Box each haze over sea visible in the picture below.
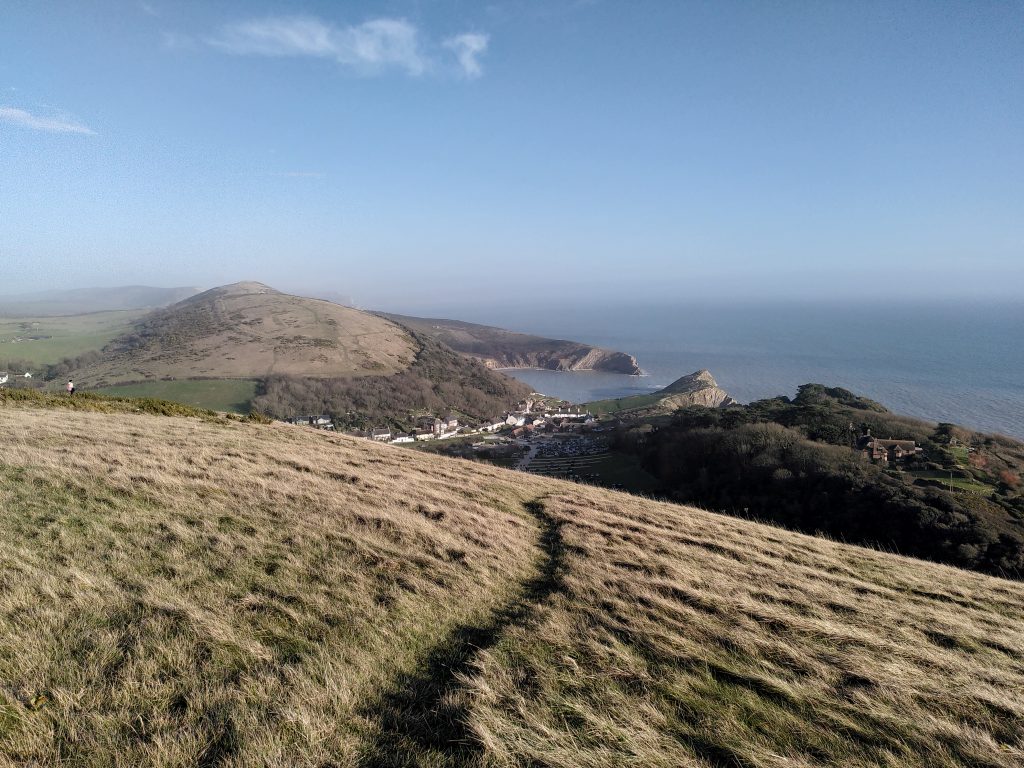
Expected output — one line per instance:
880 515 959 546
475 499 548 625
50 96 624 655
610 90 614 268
418 300 1024 440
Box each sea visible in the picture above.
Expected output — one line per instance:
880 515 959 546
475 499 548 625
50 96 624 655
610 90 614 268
425 300 1024 440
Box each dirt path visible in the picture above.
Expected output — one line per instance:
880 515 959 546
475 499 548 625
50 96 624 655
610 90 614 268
515 440 540 471
356 499 563 768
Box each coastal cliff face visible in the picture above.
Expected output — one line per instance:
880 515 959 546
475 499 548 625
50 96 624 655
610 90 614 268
478 346 642 374
379 314 643 375
585 368 737 416
659 369 737 409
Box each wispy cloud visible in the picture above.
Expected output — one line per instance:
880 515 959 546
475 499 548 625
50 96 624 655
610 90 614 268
209 16 490 78
444 33 489 78
210 16 427 76
0 106 95 135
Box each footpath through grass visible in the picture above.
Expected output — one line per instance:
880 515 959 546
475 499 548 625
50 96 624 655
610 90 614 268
0 399 1022 766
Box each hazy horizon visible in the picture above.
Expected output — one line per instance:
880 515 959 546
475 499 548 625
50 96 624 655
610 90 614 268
3 1 1022 303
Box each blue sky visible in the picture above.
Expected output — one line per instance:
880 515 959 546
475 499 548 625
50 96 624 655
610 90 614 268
1 0 1022 309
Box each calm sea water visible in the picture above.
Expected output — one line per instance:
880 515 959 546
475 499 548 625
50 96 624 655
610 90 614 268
437 301 1024 440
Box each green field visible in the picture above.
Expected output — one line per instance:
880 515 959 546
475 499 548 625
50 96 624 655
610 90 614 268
909 470 993 494
0 310 143 366
584 392 665 415
94 379 257 414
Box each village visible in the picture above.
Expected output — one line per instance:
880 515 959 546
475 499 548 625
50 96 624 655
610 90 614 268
281 395 599 446
280 396 938 493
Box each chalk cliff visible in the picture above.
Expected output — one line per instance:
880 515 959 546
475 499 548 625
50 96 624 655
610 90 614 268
380 314 643 375
657 369 737 409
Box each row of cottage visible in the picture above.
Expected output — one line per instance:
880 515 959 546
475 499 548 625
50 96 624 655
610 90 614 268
0 372 33 385
371 408 596 443
284 407 594 444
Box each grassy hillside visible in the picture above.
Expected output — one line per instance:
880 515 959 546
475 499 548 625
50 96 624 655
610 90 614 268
0 391 1022 766
71 282 417 387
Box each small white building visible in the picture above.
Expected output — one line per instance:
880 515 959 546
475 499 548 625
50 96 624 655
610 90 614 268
0 373 8 385
371 428 392 442
390 433 414 444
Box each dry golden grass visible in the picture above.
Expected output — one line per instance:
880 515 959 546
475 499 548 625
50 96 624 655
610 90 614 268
76 282 417 386
0 396 1022 766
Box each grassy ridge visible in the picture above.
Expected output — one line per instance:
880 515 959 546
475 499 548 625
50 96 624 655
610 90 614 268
0 396 1022 765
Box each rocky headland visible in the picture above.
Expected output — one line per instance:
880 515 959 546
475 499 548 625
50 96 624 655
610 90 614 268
657 369 737 409
380 314 643 375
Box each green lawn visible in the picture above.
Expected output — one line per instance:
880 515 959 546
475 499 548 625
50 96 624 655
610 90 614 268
94 379 257 414
909 470 993 494
0 310 144 366
584 392 665 415
950 446 971 464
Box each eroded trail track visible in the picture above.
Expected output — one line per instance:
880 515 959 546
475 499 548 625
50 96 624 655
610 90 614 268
356 499 563 768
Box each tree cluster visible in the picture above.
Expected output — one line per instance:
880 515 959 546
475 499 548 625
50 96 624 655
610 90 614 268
251 331 532 430
627 388 1024 579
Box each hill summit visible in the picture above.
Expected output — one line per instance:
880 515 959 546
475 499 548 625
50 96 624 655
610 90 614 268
72 281 417 386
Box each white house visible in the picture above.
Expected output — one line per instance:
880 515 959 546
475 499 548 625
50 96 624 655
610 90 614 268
505 414 526 427
371 428 392 442
390 433 415 444
22 372 31 379
0 373 8 385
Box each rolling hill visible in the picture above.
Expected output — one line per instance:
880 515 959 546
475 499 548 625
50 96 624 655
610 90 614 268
57 282 531 424
0 389 1021 766
71 282 418 387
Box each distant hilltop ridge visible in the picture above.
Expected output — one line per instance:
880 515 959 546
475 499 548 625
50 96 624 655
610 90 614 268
379 314 643 375
0 285 201 316
71 281 418 386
